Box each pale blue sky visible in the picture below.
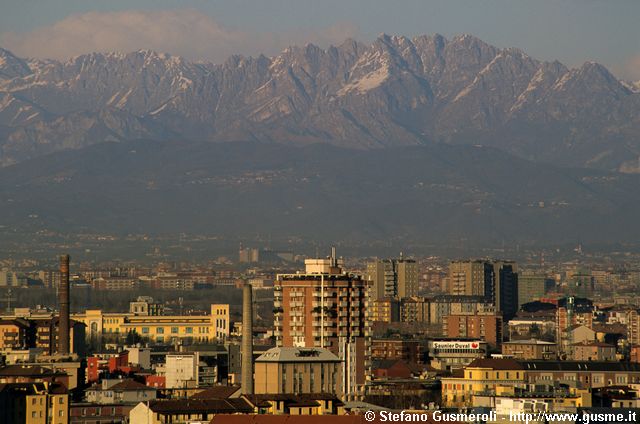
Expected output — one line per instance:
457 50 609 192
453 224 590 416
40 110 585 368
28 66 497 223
1 0 639 79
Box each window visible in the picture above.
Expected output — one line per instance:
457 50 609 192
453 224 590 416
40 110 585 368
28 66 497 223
186 327 193 334
58 397 64 404
142 327 149 334
156 327 164 334
171 327 179 334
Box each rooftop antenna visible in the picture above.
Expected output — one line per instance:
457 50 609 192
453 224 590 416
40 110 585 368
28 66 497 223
2 288 16 313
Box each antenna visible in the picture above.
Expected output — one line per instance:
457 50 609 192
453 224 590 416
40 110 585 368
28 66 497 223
2 288 16 313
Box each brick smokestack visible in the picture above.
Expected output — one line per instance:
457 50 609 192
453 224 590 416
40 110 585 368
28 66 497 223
58 254 70 355
241 282 254 394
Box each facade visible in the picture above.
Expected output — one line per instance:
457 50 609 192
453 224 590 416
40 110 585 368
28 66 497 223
254 347 343 395
428 295 495 326
86 379 157 404
0 319 33 349
571 342 616 361
440 358 525 407
370 339 425 365
165 353 200 389
447 260 518 320
443 358 640 408
518 272 547 307
448 260 494 297
508 317 556 341
72 303 230 345
129 398 253 424
522 360 640 388
70 403 134 424
0 382 69 424
443 313 503 347
494 262 519 320
129 296 164 316
427 339 487 371
369 299 399 323
274 253 370 397
366 257 417 300
400 297 430 323
501 339 557 360
0 315 85 356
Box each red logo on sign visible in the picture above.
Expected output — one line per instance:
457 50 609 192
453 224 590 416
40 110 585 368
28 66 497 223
471 342 479 349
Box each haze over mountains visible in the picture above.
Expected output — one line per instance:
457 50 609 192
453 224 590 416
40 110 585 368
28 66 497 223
1 34 640 247
1 33 639 170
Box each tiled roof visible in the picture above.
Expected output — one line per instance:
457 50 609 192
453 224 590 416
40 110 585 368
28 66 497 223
148 398 253 414
520 361 640 372
243 393 343 409
503 339 556 345
110 380 154 391
190 385 241 399
0 365 60 377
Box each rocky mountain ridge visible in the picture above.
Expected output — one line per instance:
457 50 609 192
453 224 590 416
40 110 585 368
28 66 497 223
1 34 639 170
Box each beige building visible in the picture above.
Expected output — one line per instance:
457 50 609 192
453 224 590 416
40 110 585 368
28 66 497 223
72 304 230 344
571 341 616 361
366 257 417 300
165 352 200 389
254 347 343 396
448 260 494 296
370 298 399 323
501 339 557 360
0 382 69 424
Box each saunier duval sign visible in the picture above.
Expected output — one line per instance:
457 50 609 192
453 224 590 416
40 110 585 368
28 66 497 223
432 341 481 350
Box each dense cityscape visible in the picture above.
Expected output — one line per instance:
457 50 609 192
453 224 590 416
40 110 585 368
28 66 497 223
2 245 640 423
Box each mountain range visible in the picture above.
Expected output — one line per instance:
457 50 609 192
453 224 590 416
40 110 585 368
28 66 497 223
1 34 640 171
2 34 640 248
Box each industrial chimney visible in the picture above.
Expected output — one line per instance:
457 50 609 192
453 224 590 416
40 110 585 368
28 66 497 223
241 282 254 394
58 254 70 355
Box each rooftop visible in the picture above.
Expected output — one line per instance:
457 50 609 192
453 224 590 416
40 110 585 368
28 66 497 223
256 347 341 363
503 339 556 345
147 398 253 414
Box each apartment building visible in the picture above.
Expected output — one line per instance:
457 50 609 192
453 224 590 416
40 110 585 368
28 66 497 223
274 250 370 397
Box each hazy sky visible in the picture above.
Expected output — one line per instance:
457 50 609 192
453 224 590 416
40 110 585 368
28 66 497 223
1 0 639 79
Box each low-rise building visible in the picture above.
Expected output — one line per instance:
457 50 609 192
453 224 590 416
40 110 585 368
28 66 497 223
129 398 253 424
571 342 617 361
0 382 69 424
440 358 526 407
243 393 345 415
86 379 157 404
70 403 135 424
254 347 343 396
501 339 557 360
